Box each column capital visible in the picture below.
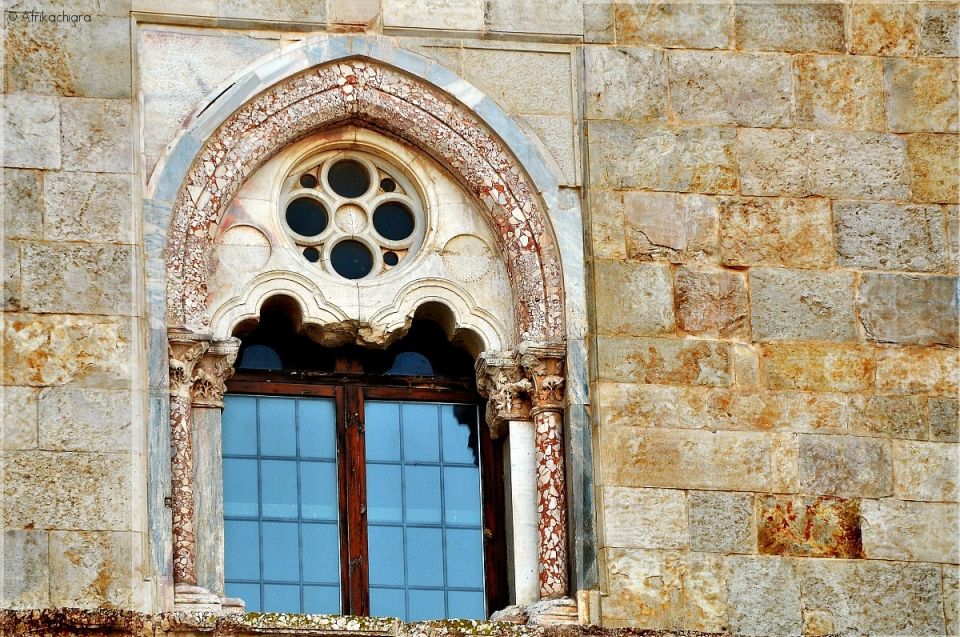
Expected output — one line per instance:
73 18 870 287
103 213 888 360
475 351 532 438
192 338 241 408
168 330 210 399
518 341 566 415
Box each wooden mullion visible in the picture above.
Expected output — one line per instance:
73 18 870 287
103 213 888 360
334 385 351 615
344 383 370 615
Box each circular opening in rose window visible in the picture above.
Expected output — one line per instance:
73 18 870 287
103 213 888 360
330 240 374 279
285 198 328 237
373 202 415 241
328 160 370 198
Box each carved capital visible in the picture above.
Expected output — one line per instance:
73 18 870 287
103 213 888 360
519 341 566 414
169 330 210 399
476 352 532 438
192 338 241 408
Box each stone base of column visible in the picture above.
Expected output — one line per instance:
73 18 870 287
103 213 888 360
221 597 246 615
509 597 579 626
173 584 222 613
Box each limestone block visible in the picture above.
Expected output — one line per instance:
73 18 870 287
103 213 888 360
38 387 132 452
945 565 959 637
485 0 583 35
949 206 960 273
49 531 136 608
520 115 577 186
798 559 945 636
795 54 884 131
21 243 133 315
219 0 325 22
589 190 625 260
907 133 959 204
4 16 131 98
732 343 759 388
667 51 792 127
3 169 43 239
614 2 732 49
43 172 133 244
718 196 832 269
893 440 959 502
929 397 959 442
859 273 959 347
624 192 718 263
2 451 131 530
584 2 614 43
595 382 678 429
771 432 800 494
596 336 731 386
677 388 848 435
602 487 686 549
862 499 958 563
750 268 856 342
382 0 484 30
877 346 959 396
725 556 802 636
60 98 132 174
2 530 48 608
584 47 666 122
760 343 875 393
327 0 379 24
849 395 927 441
885 57 959 133
2 386 37 450
688 491 754 554
734 2 844 52
461 49 572 116
850 3 920 56
674 266 747 339
3 94 60 170
798 434 892 498
4 241 21 311
2 313 132 388
595 261 674 336
758 495 862 559
602 548 726 631
834 201 949 272
920 3 960 57
589 123 737 193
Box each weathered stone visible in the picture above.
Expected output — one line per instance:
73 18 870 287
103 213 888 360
589 123 737 193
795 54 885 131
521 115 577 186
60 98 132 174
595 261 674 336
849 395 927 440
3 94 60 170
850 3 920 56
602 487 686 549
597 336 731 386
2 451 131 530
929 397 959 442
584 47 666 123
4 241 21 311
920 3 960 57
877 346 959 396
38 387 132 453
595 382 678 429
798 434 892 498
218 0 325 22
732 344 759 388
327 0 378 24
945 565 960 637
862 499 959 563
461 49 572 116
761 343 875 393
750 268 856 342
893 439 959 502
677 388 848 435
949 205 960 273
725 556 802 636
674 266 747 339
885 57 959 133
798 559 945 636
834 201 949 272
614 2 733 49
49 531 135 608
2 530 48 608
688 491 754 554
602 549 726 631
907 133 959 204
2 386 37 450
2 313 132 388
667 51 792 127
734 3 844 52
719 196 833 268
858 273 959 347
3 169 43 240
589 190 626 260
484 0 582 35
758 495 862 559
21 243 133 315
43 172 134 244
624 192 718 263
382 0 483 30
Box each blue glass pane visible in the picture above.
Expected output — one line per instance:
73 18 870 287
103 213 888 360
408 589 445 621
262 521 300 582
302 523 340 584
260 397 297 456
370 587 406 620
404 466 441 524
300 461 338 520
443 466 481 526
223 395 257 455
299 399 336 459
445 528 484 588
441 405 478 465
366 464 402 523
263 583 301 613
365 402 401 462
303 585 340 614
401 403 440 462
224 520 260 580
406 527 443 586
386 351 433 376
225 582 260 611
223 458 258 517
447 590 485 619
261 460 298 518
368 525 405 586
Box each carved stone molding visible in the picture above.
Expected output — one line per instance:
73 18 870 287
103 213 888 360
168 331 209 399
476 351 532 438
519 342 566 415
192 338 240 408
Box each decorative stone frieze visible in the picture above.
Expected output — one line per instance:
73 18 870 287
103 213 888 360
475 351 532 438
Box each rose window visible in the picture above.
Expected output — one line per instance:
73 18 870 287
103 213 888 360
280 151 424 280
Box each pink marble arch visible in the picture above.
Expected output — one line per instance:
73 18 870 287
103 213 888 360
164 57 565 343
